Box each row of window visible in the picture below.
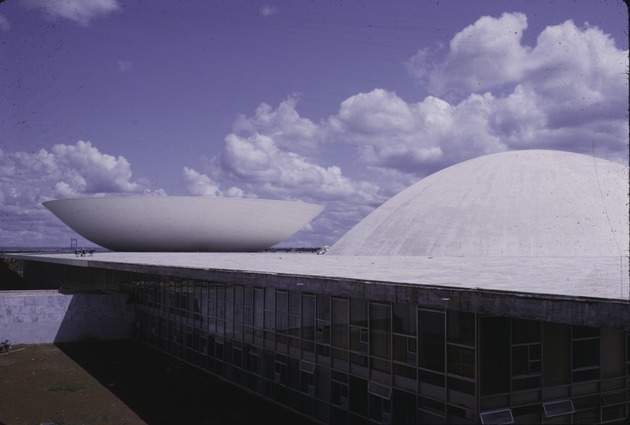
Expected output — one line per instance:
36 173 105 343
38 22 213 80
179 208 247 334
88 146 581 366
131 276 629 424
32 264 630 424
135 309 629 425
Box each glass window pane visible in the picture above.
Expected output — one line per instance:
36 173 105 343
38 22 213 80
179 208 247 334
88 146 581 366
350 326 367 353
370 303 391 360
447 345 475 379
573 339 599 368
512 319 540 344
302 294 315 341
276 291 288 334
264 287 275 309
317 293 330 321
512 345 529 376
601 328 625 379
419 310 445 372
447 311 475 347
351 298 368 327
349 376 368 417
233 286 243 324
480 316 510 396
332 298 349 349
419 369 445 400
254 288 264 328
393 303 416 335
289 290 300 315
543 322 570 386
393 334 408 363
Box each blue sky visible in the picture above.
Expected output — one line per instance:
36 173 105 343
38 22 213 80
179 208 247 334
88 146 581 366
1 0 628 249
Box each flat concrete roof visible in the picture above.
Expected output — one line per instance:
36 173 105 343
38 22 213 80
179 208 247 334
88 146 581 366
9 252 628 300
8 252 629 328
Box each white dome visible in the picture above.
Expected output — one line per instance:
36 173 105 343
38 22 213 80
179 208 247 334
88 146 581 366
329 150 629 256
44 196 324 252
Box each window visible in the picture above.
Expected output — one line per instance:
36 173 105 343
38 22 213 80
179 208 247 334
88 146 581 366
447 345 475 379
274 358 287 385
243 287 253 327
393 334 417 365
253 288 264 329
543 322 570 386
368 381 392 400
350 297 368 327
572 339 599 369
572 326 600 383
332 380 349 407
419 309 445 372
447 311 475 347
370 303 391 360
480 316 510 395
512 344 541 376
332 298 349 349
316 319 329 344
301 294 315 341
512 319 540 344
350 326 368 353
543 399 575 417
602 390 629 406
393 303 416 335
300 360 316 374
479 408 514 424
275 291 287 334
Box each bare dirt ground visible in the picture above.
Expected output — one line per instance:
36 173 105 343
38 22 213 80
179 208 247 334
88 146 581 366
0 341 316 425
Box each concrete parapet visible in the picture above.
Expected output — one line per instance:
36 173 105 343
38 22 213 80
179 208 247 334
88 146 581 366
0 290 134 344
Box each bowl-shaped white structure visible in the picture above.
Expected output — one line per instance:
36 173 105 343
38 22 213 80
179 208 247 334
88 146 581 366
43 196 324 252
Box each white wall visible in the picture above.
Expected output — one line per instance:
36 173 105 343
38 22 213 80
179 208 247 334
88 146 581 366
0 290 134 344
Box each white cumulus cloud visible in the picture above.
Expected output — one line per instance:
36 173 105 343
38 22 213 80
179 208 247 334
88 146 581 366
0 141 162 247
260 5 277 17
182 166 246 198
0 13 10 32
427 12 530 95
20 0 120 26
193 14 628 246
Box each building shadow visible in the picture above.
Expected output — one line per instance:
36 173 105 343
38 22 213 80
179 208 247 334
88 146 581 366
56 340 317 425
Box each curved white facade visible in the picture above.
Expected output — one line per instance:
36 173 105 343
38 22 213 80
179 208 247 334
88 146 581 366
329 150 629 257
44 196 324 252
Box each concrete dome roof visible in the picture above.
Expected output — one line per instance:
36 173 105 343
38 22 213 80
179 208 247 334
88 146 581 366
329 150 629 257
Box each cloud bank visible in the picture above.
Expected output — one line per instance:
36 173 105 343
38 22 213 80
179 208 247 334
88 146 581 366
3 12 628 248
185 14 628 245
0 141 163 247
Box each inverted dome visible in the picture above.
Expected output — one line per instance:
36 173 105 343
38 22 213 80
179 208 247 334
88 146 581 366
329 150 629 257
44 196 324 252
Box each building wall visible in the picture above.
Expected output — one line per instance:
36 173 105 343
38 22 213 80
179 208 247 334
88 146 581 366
130 275 630 425
16 261 630 424
0 290 134 344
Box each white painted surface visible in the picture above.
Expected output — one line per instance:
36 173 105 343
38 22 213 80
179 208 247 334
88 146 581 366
0 290 134 344
43 197 324 252
328 150 629 257
14 252 630 301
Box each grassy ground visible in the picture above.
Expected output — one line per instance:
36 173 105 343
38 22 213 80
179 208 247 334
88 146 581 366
0 341 317 425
